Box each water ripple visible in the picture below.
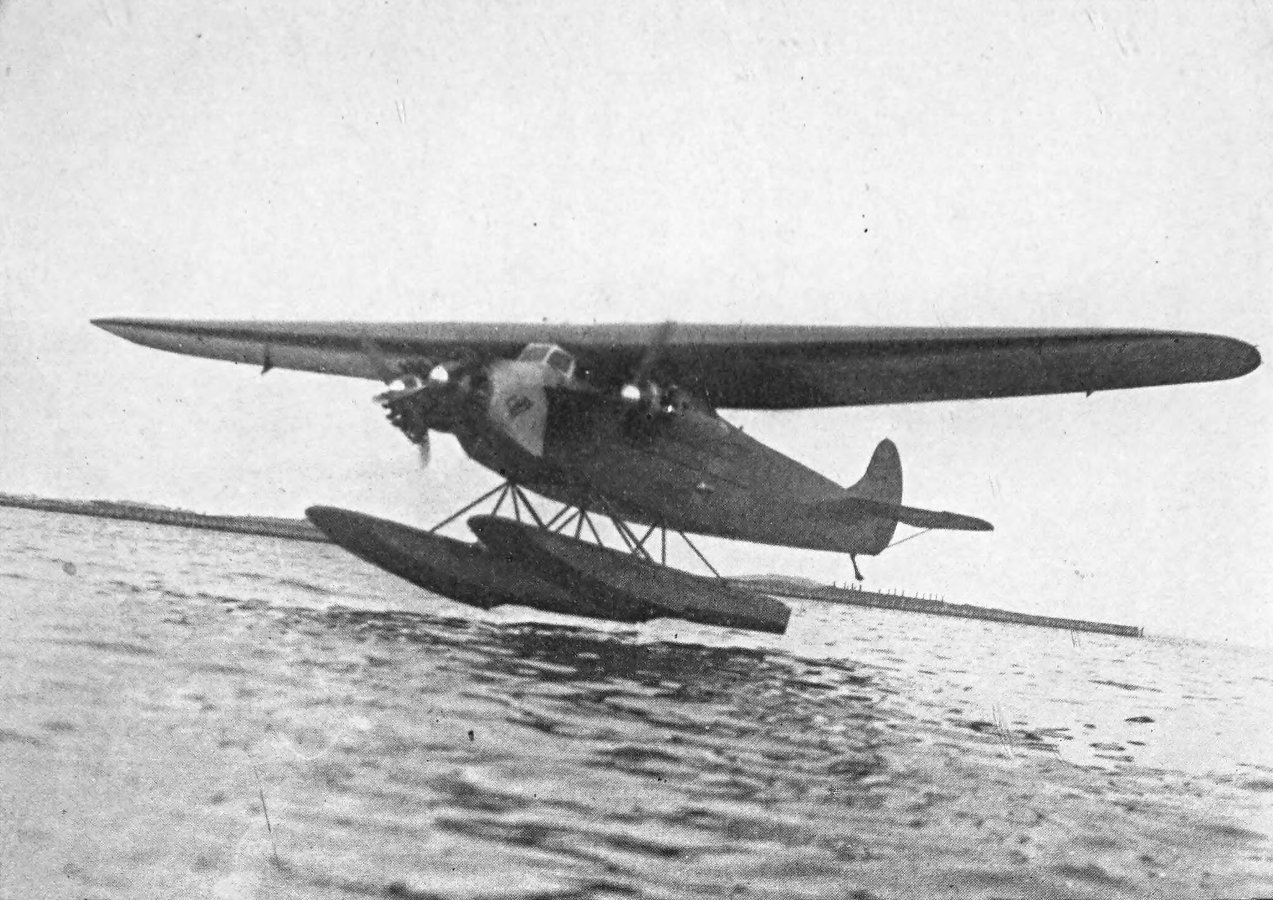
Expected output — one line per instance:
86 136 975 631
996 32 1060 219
2 508 1271 899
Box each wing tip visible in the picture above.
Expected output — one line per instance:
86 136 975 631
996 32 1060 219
1179 332 1261 382
1227 337 1262 379
92 317 153 343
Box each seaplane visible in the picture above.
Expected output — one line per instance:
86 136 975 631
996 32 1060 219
93 318 1260 634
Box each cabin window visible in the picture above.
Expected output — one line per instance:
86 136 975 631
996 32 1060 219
547 348 575 377
517 343 554 364
517 342 575 378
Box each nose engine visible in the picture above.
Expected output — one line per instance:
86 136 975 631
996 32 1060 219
373 357 485 465
375 343 576 464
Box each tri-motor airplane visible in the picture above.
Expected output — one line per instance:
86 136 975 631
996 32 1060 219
93 318 1260 634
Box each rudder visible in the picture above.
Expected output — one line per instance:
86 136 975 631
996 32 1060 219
838 439 903 554
812 439 990 557
845 438 903 506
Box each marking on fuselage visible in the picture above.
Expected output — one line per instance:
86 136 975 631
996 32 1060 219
505 394 534 419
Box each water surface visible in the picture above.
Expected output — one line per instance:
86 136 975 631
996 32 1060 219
2 507 1270 898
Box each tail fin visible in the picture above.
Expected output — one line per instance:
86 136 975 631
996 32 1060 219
814 439 992 556
845 438 903 506
825 439 904 554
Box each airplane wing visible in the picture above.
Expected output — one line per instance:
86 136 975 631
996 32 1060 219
92 318 1260 409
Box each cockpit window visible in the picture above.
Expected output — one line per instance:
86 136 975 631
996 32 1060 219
547 348 574 376
517 343 576 378
517 343 554 364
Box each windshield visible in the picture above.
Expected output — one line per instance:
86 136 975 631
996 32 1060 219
517 343 575 378
547 348 574 376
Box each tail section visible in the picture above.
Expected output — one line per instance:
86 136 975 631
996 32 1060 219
834 439 904 553
845 438 903 506
812 438 992 556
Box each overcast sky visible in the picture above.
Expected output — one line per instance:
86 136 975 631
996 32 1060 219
2 1 1270 646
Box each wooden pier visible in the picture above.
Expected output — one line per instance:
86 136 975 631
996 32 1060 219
732 578 1143 638
0 494 328 543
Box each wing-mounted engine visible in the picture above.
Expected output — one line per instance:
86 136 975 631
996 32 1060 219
618 379 701 421
616 320 680 423
583 321 713 434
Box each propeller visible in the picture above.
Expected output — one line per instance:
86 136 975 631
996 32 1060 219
619 320 676 413
634 320 676 383
360 336 443 467
415 430 431 468
359 335 400 385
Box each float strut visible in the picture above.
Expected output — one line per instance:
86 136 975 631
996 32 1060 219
510 484 547 529
677 530 722 579
612 516 653 562
544 505 572 531
595 499 653 562
429 482 511 534
582 509 606 547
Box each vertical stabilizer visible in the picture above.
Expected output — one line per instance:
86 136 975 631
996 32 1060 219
845 438 903 506
811 439 991 557
836 439 903 554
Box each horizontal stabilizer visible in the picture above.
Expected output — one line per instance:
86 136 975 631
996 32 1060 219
819 495 993 532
